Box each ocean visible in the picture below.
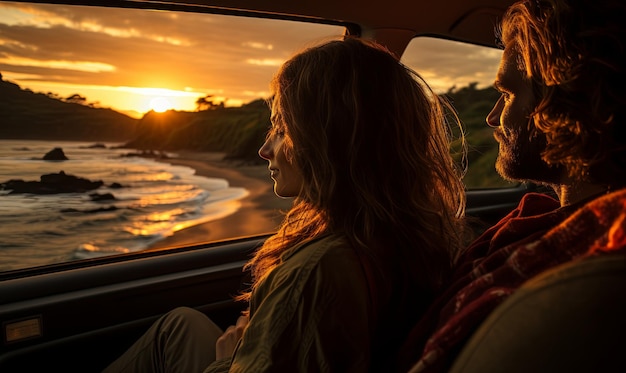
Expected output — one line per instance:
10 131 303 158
0 140 248 272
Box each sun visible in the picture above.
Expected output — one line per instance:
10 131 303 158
149 97 173 112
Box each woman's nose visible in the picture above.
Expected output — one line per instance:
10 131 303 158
486 96 504 128
258 139 272 160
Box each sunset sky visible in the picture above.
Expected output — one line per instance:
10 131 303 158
0 2 502 119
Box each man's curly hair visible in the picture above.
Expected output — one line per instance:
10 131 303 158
498 0 626 184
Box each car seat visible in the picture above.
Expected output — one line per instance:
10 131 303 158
449 253 626 373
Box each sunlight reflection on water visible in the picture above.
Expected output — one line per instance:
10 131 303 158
0 140 248 271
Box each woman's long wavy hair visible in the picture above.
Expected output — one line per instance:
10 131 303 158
239 37 467 303
499 0 626 184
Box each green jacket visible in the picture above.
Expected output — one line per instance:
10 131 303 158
206 234 375 372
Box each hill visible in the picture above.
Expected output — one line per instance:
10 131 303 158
0 77 137 142
443 83 508 187
125 99 270 165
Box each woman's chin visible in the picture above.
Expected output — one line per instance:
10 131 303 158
273 186 296 199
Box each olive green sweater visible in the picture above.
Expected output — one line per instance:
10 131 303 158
205 234 374 372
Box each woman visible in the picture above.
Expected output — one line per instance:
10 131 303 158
103 36 467 373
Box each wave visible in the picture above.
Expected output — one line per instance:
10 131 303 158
0 140 249 269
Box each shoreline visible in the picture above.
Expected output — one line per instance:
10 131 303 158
147 151 293 250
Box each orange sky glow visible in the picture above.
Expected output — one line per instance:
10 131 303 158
0 2 502 119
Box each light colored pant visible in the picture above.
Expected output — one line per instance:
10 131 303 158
102 307 223 373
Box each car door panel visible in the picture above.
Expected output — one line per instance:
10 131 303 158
0 236 263 372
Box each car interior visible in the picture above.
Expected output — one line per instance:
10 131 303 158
1 0 621 372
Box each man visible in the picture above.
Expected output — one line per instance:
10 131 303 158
398 0 626 371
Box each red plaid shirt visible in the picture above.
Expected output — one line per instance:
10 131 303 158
398 189 626 372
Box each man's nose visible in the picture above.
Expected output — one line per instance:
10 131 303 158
486 96 504 128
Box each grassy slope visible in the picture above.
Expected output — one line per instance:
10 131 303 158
123 99 271 164
0 78 137 142
444 84 512 188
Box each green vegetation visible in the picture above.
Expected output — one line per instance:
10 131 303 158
0 76 136 142
1 74 511 187
444 83 515 188
125 99 270 164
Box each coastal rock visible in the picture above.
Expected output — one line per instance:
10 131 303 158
43 147 69 161
120 149 169 159
61 206 118 214
90 192 116 201
1 171 103 194
81 143 107 149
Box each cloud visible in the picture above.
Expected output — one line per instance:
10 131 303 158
0 2 345 112
401 37 502 92
0 55 116 72
242 41 274 50
0 2 501 113
245 58 283 67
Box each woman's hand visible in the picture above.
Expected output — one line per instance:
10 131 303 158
215 314 249 360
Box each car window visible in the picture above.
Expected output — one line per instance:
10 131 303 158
0 2 345 273
401 37 515 189
0 3 513 275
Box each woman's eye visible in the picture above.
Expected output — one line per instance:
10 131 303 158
266 125 285 139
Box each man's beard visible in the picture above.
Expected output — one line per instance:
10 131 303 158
494 127 563 185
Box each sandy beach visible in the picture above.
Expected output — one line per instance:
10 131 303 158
147 151 293 250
